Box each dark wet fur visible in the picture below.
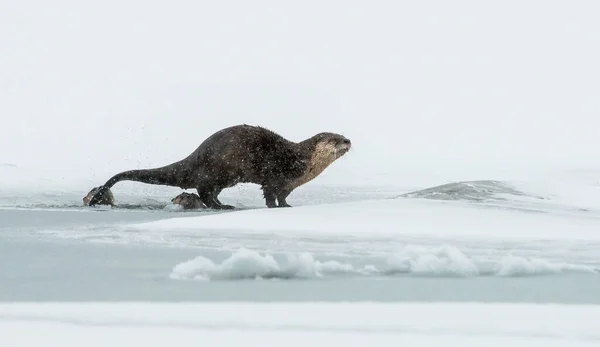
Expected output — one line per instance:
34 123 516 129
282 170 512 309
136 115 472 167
87 124 350 209
83 186 115 206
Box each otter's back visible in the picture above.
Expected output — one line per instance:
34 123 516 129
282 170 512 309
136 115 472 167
193 125 307 184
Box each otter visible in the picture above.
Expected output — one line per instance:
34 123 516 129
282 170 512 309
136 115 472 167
83 186 115 206
171 192 206 210
86 124 351 209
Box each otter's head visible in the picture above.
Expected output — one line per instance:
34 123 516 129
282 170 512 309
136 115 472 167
171 192 206 210
171 192 189 205
83 186 115 206
310 132 352 159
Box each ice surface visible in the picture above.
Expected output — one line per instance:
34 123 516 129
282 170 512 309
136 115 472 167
1 303 599 346
11 177 597 283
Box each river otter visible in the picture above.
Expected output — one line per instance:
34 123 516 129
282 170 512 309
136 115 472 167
86 124 351 209
83 186 115 206
171 192 206 210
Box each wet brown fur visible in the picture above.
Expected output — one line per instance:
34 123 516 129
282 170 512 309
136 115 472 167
171 192 206 210
86 124 351 209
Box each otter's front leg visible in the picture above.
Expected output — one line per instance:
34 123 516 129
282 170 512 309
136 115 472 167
261 185 278 208
276 189 293 207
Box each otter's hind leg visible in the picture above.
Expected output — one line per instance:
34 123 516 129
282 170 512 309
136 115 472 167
211 188 234 210
197 187 227 210
197 186 234 210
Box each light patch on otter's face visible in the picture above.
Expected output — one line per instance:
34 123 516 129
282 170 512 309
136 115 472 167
172 192 193 205
289 138 350 190
333 138 351 158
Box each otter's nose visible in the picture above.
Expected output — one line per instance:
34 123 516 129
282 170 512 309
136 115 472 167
343 138 351 145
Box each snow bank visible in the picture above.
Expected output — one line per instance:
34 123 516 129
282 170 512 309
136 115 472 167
1 302 598 346
384 245 598 277
134 197 600 241
169 247 598 281
169 248 361 281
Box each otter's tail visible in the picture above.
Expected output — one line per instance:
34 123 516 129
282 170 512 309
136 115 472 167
87 162 189 206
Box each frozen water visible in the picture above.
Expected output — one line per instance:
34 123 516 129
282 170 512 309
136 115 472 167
2 168 600 303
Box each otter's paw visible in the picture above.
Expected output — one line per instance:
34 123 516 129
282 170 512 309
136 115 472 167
277 198 292 207
209 203 235 210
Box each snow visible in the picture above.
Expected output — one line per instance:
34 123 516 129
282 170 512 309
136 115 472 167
1 1 600 338
96 177 598 282
134 193 600 241
1 303 599 346
9 176 596 283
169 246 598 281
170 248 365 280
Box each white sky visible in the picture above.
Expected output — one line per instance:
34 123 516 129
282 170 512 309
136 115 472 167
1 0 599 177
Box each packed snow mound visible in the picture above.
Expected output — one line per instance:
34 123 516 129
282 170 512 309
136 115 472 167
170 248 359 281
398 180 543 202
134 196 600 241
169 247 598 281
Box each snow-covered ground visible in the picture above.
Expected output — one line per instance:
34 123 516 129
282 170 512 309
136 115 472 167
2 0 600 344
3 164 599 283
2 303 599 346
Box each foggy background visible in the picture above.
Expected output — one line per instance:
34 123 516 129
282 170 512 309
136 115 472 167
2 0 599 185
